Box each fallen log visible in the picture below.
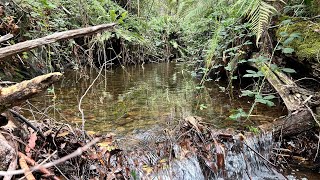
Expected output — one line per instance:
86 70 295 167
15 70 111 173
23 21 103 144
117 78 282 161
0 72 62 113
254 61 317 137
0 23 116 60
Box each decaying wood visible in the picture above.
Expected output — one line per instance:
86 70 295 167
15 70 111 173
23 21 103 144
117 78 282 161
0 23 116 60
3 135 18 180
254 62 316 137
0 72 62 113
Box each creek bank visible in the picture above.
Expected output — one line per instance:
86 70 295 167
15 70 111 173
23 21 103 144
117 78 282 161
0 115 287 179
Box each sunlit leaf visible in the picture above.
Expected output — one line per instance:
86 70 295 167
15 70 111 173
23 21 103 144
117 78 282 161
241 90 255 97
263 95 275 100
109 10 116 21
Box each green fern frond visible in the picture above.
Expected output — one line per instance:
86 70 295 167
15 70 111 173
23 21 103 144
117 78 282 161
248 1 278 46
235 0 283 46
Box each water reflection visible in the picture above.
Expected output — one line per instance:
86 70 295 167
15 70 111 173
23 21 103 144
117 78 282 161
23 63 284 136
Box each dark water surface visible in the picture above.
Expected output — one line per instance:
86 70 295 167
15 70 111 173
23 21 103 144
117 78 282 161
24 63 283 135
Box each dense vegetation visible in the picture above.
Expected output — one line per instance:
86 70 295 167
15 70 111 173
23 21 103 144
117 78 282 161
0 0 319 178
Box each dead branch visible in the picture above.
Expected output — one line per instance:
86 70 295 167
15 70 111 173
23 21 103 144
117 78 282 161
0 72 62 113
0 23 116 60
0 137 101 177
0 133 15 172
18 155 35 180
3 155 17 180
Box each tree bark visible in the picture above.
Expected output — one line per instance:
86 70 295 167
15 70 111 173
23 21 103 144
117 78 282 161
0 23 116 60
0 72 62 113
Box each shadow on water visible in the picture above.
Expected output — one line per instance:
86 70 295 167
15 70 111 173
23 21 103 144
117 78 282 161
24 63 284 136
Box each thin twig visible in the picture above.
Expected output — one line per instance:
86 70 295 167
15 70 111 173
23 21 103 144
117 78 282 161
0 138 100 177
78 63 106 132
18 152 60 180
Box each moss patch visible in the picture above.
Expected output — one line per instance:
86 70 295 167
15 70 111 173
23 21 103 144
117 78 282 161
276 21 320 61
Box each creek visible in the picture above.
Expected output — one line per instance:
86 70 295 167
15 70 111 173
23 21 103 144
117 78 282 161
22 63 318 179
24 63 283 135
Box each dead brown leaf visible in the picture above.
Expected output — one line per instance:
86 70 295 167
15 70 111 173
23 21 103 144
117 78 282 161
25 133 37 157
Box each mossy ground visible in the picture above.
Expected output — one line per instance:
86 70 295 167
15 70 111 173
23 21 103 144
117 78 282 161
277 21 320 61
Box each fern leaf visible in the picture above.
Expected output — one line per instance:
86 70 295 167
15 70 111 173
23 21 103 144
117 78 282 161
237 0 281 46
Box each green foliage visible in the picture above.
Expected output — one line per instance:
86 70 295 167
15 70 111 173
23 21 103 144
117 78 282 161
281 67 296 73
199 104 207 110
254 94 275 107
247 126 260 134
229 108 247 120
243 70 265 78
282 47 294 54
237 0 281 46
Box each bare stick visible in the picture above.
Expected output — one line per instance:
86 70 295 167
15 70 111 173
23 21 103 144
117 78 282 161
0 34 14 44
19 156 35 180
243 142 276 167
314 132 320 162
0 138 101 177
0 23 116 60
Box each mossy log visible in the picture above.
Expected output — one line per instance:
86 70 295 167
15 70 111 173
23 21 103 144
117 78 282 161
0 72 62 113
255 62 317 137
276 21 320 78
0 23 116 60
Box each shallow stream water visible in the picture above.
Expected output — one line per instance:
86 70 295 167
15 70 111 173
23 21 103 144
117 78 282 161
22 63 319 179
24 63 283 135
